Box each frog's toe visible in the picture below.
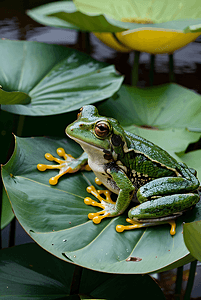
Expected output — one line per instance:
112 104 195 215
84 185 117 223
95 177 102 185
88 211 110 224
84 197 105 209
116 217 177 236
86 185 116 204
37 148 83 185
116 218 146 233
48 167 72 185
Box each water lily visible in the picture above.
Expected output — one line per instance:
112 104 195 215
28 0 201 54
75 0 201 54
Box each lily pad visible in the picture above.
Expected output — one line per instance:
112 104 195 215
98 84 201 157
182 150 201 262
124 127 200 160
0 243 165 299
0 89 30 105
183 220 201 262
2 136 200 274
0 39 123 116
1 187 14 229
99 84 201 131
179 150 201 181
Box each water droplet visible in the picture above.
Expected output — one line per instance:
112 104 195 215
63 239 67 242
52 244 54 246
73 255 76 258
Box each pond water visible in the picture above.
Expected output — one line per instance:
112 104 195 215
1 2 201 299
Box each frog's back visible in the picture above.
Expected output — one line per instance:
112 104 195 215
125 131 179 177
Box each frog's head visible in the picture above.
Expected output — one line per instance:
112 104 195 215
66 105 127 160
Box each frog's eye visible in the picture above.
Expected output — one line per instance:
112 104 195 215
95 121 110 138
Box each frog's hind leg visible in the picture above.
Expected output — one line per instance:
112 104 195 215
116 192 199 235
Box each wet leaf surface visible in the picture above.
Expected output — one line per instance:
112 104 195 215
2 136 200 274
1 187 14 230
98 84 201 158
0 39 123 116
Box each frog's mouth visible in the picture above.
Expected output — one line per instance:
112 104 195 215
67 135 104 150
67 135 113 160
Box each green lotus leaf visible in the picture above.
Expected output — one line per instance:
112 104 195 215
97 84 201 158
2 136 200 274
182 148 201 262
27 1 80 30
28 0 201 33
183 220 201 261
125 127 200 161
99 84 201 131
1 187 14 229
74 0 201 32
27 1 128 32
179 150 201 182
0 243 165 299
0 39 123 116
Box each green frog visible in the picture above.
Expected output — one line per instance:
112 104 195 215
37 105 200 235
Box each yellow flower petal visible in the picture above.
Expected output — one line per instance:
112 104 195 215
95 29 200 54
93 32 132 52
118 29 200 54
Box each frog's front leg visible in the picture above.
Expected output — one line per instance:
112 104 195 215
37 149 90 185
84 166 135 224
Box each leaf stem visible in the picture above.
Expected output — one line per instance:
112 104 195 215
70 265 83 295
169 53 175 83
175 265 183 300
16 115 25 137
9 218 16 247
149 54 155 86
132 50 141 86
78 31 91 54
0 179 2 249
183 260 197 300
0 106 2 249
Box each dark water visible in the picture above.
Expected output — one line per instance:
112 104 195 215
1 3 201 299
